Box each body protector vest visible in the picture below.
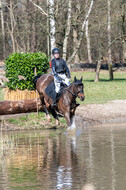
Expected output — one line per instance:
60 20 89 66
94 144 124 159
55 58 65 73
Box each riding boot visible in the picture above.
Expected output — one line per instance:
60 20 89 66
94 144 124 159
76 103 80 107
52 93 57 107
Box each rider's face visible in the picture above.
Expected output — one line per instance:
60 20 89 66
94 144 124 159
54 53 60 59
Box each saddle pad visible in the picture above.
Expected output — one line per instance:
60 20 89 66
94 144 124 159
45 82 63 102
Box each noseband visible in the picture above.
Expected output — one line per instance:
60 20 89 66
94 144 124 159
65 82 83 97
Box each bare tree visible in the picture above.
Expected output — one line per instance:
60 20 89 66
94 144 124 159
49 0 55 55
107 0 113 80
73 2 80 63
122 3 126 62
0 0 5 59
85 0 92 63
47 0 50 57
5 0 16 52
94 39 102 82
62 0 72 61
66 0 94 65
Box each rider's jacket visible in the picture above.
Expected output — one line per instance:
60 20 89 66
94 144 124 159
51 58 70 78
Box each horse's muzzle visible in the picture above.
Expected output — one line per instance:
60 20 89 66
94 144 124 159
80 96 85 101
78 92 85 101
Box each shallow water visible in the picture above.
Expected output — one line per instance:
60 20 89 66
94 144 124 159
0 123 126 190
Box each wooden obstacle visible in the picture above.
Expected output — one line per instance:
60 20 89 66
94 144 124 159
0 88 42 115
0 98 44 115
4 88 39 101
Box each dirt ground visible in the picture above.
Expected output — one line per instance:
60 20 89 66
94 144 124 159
76 100 126 125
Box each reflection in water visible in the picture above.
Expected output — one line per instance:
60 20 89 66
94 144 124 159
56 166 72 189
110 127 116 190
0 124 126 190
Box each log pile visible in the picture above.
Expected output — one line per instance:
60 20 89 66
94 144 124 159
0 98 44 115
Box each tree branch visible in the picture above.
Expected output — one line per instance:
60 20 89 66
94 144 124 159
29 0 47 16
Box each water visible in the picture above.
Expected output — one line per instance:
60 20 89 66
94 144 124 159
0 123 126 190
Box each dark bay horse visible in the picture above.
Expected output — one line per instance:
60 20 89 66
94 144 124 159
34 74 85 127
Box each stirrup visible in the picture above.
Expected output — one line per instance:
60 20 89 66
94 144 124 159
76 103 80 107
52 102 56 108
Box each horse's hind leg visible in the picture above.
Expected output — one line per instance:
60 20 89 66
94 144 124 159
50 108 59 125
40 95 51 122
43 98 51 122
44 105 51 122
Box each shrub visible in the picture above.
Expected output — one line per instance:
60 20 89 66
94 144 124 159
5 52 49 90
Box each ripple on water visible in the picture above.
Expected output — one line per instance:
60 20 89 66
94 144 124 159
0 123 126 190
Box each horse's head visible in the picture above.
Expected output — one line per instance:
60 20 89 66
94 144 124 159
74 76 85 101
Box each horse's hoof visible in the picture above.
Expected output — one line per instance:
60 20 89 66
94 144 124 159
47 115 51 122
56 119 60 125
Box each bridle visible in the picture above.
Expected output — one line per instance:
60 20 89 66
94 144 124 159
64 82 83 98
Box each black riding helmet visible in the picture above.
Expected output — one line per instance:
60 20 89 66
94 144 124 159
52 48 60 55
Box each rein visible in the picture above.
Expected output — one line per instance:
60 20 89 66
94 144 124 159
64 88 77 97
64 82 83 97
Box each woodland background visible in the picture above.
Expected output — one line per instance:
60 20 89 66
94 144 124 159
0 0 126 79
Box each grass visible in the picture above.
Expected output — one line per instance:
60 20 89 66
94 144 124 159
7 111 66 129
71 71 126 104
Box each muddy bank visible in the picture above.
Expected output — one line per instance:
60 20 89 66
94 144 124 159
0 100 126 131
76 100 126 125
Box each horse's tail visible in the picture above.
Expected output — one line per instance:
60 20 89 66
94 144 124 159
33 74 42 88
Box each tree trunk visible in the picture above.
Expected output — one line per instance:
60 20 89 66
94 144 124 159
73 28 80 63
94 59 102 82
66 0 94 65
47 0 50 58
0 0 5 59
85 20 92 63
10 0 16 52
0 98 44 115
49 0 55 55
107 0 113 80
62 0 72 61
122 4 126 62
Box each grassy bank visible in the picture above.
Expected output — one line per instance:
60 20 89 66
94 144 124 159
2 112 66 130
71 71 126 104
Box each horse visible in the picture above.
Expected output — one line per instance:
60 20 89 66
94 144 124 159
34 74 85 127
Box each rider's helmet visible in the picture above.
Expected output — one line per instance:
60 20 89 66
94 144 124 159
52 48 60 55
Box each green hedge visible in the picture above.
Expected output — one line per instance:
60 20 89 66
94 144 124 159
5 52 49 90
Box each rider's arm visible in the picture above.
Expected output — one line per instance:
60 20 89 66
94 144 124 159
63 60 71 78
51 59 57 76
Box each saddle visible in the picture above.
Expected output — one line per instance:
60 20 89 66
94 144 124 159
45 82 65 103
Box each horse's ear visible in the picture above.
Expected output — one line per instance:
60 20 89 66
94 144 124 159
74 76 76 82
80 77 83 82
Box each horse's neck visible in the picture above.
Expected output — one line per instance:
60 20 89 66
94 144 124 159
65 83 76 100
68 83 74 92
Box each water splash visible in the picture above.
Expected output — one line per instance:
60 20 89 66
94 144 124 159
67 117 76 131
82 183 95 190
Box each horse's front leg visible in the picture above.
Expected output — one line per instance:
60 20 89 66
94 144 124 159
70 107 76 124
64 111 71 127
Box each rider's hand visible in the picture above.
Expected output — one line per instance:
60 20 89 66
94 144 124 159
67 74 71 79
57 76 62 81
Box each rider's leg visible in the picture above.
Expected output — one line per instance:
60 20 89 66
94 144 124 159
58 73 71 86
52 76 61 106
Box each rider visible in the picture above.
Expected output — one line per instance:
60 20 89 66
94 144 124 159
50 47 71 106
